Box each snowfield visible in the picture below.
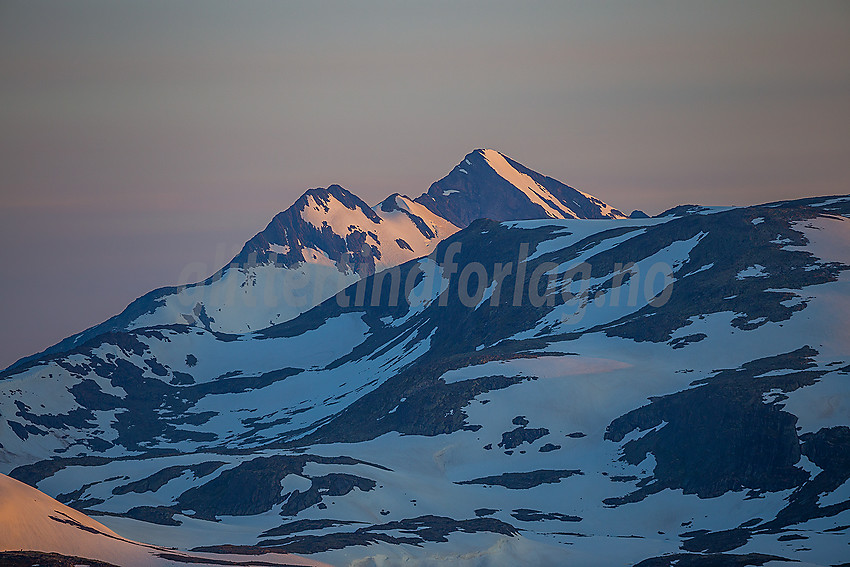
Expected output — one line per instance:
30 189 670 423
1 157 848 567
0 473 329 566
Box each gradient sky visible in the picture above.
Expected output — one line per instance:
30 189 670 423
1 1 849 369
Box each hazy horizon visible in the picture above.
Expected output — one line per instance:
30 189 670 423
2 1 849 368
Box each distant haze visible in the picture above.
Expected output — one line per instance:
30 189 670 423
1 1 849 368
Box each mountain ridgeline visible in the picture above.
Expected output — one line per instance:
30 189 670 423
415 149 625 226
4 149 622 373
1 149 849 567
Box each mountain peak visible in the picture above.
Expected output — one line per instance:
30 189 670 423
4 152 620 373
413 149 625 227
294 184 382 224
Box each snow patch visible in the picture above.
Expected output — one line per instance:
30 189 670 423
268 243 291 255
736 264 768 280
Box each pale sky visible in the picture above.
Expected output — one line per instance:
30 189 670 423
1 1 849 368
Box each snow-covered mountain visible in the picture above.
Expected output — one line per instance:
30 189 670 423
112 184 460 335
7 149 617 374
0 473 328 566
1 192 848 566
8 185 459 373
415 149 626 226
233 184 460 275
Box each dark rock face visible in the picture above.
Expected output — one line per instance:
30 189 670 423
631 552 793 567
455 469 583 489
176 455 306 519
672 427 850 562
176 455 380 520
260 518 363 538
604 348 821 504
510 509 581 522
124 505 183 526
680 528 753 553
759 425 850 531
414 149 624 227
499 426 549 450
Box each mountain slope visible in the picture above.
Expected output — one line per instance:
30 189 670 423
0 473 328 567
415 149 626 226
119 184 459 335
1 195 848 566
6 185 459 373
5 149 621 375
4 149 618 374
232 184 459 274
